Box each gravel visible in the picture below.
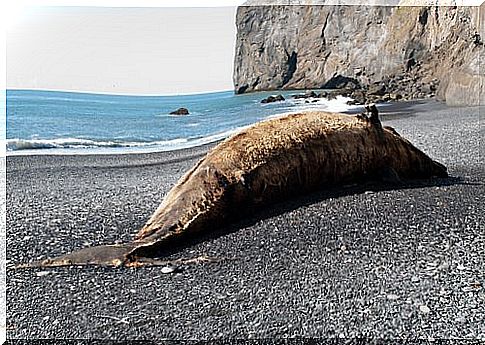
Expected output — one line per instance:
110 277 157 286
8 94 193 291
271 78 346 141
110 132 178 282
6 100 484 340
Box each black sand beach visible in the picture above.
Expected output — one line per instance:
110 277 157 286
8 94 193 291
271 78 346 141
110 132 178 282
6 101 484 339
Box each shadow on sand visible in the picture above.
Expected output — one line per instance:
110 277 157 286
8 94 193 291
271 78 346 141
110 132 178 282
15 173 480 269
150 174 476 260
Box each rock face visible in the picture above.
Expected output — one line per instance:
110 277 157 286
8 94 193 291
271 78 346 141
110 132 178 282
233 2 484 106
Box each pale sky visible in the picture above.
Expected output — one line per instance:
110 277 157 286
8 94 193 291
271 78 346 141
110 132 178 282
7 6 238 95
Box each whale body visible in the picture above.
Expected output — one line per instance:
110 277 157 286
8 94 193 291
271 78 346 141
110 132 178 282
21 109 447 268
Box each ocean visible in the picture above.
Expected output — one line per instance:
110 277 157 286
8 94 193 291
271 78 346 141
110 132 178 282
6 89 358 155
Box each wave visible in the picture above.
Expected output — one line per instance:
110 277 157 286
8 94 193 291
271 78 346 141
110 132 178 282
7 137 187 151
288 95 362 113
6 126 249 155
264 95 359 120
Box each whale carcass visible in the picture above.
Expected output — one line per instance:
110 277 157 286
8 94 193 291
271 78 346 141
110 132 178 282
21 107 447 268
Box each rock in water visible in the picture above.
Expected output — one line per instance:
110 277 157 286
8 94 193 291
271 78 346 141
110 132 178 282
291 91 319 99
19 109 447 268
261 94 285 103
170 108 189 115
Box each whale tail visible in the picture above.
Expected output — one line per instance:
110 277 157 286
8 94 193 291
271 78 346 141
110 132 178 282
17 239 223 268
16 239 186 268
16 243 139 268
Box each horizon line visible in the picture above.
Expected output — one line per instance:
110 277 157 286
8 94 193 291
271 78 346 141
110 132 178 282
6 87 236 97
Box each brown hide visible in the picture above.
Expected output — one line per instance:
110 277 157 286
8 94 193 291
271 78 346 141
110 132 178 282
20 111 447 268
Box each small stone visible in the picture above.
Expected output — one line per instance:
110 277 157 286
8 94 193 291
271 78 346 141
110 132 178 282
439 288 449 295
161 266 176 274
36 271 51 277
457 263 466 270
411 276 420 282
470 281 482 289
419 304 431 314
387 294 400 300
437 262 450 270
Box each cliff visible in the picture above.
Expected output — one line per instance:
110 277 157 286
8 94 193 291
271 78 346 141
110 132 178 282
233 2 484 106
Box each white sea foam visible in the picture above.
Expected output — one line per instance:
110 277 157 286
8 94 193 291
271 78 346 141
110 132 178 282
265 95 359 120
6 126 249 156
288 95 361 113
7 137 185 154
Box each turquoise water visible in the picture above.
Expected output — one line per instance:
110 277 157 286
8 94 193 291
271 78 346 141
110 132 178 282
6 89 356 155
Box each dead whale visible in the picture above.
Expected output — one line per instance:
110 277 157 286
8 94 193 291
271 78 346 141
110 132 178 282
20 106 447 268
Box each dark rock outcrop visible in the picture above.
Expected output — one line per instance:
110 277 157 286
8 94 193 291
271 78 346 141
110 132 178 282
261 94 285 103
322 75 361 90
233 2 484 106
169 108 189 115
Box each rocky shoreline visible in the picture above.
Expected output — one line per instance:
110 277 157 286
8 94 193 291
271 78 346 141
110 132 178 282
326 64 440 105
261 64 441 106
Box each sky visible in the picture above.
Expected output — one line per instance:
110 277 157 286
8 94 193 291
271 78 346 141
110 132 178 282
6 6 238 95
4 0 482 95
